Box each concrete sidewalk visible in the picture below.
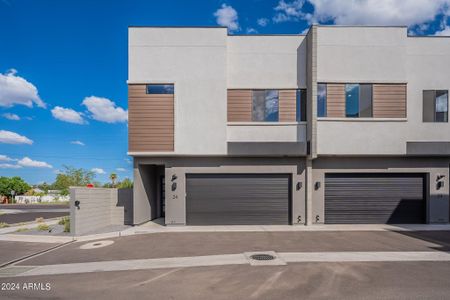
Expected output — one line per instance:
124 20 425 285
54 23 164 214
2 219 450 244
128 220 450 234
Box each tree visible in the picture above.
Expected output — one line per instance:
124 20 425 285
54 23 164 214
51 165 95 195
117 178 133 189
0 176 31 199
109 173 117 187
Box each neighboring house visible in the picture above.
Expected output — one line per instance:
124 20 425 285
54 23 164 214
15 195 69 204
128 25 450 226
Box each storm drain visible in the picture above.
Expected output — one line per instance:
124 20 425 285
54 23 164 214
250 254 275 261
79 240 114 250
244 251 286 266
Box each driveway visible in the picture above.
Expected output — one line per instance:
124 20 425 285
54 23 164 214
17 230 450 266
0 241 60 266
0 204 69 224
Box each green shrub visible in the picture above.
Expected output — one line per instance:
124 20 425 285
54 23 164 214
37 223 49 231
15 228 28 232
0 222 9 228
58 216 69 225
64 219 70 232
58 216 70 232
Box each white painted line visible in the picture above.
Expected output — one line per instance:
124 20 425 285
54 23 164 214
279 251 450 263
8 251 450 277
18 254 249 277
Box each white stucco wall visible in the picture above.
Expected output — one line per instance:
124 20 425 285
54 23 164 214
316 27 450 155
227 123 307 142
227 35 307 89
128 27 228 155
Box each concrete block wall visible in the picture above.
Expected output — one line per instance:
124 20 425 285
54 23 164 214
70 187 132 236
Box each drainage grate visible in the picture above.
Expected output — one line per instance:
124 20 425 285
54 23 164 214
250 254 275 261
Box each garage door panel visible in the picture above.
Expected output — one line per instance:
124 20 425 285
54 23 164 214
325 173 425 224
186 174 290 225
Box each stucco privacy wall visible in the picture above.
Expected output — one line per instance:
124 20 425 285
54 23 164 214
311 158 450 224
227 35 307 89
316 26 450 155
70 188 129 235
128 27 228 155
133 157 307 225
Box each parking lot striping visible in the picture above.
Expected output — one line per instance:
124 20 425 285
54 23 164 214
3 251 450 278
131 268 181 287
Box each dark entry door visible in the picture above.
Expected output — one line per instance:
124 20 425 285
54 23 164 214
325 173 426 224
186 174 291 225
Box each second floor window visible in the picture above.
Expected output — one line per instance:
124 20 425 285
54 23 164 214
252 90 279 122
317 83 327 117
423 90 448 122
345 83 373 118
146 84 174 94
296 89 307 122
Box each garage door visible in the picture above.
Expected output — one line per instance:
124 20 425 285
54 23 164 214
325 173 426 224
186 174 291 225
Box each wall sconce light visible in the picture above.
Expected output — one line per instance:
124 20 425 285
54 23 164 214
296 182 302 190
315 182 321 190
436 174 446 190
171 174 177 181
171 182 177 191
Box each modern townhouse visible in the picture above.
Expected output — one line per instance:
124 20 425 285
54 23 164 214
128 25 450 226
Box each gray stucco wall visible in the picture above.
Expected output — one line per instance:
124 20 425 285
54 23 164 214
134 157 307 226
70 187 129 235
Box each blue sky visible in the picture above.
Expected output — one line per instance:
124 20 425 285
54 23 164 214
1 0 450 185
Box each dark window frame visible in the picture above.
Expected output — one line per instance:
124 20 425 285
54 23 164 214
296 89 307 122
146 84 175 94
423 89 449 123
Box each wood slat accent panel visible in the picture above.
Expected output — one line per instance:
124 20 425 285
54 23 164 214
128 84 174 152
326 84 345 118
279 90 297 122
373 84 407 118
227 90 252 122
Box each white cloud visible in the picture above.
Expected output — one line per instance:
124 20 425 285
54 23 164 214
0 130 33 145
116 168 127 172
0 154 14 161
214 4 240 32
51 106 85 124
434 25 450 35
246 27 258 34
91 168 105 174
0 69 46 108
257 18 269 27
70 140 85 146
2 113 20 120
0 163 22 169
273 0 306 23
18 157 52 168
82 96 128 123
306 0 450 27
